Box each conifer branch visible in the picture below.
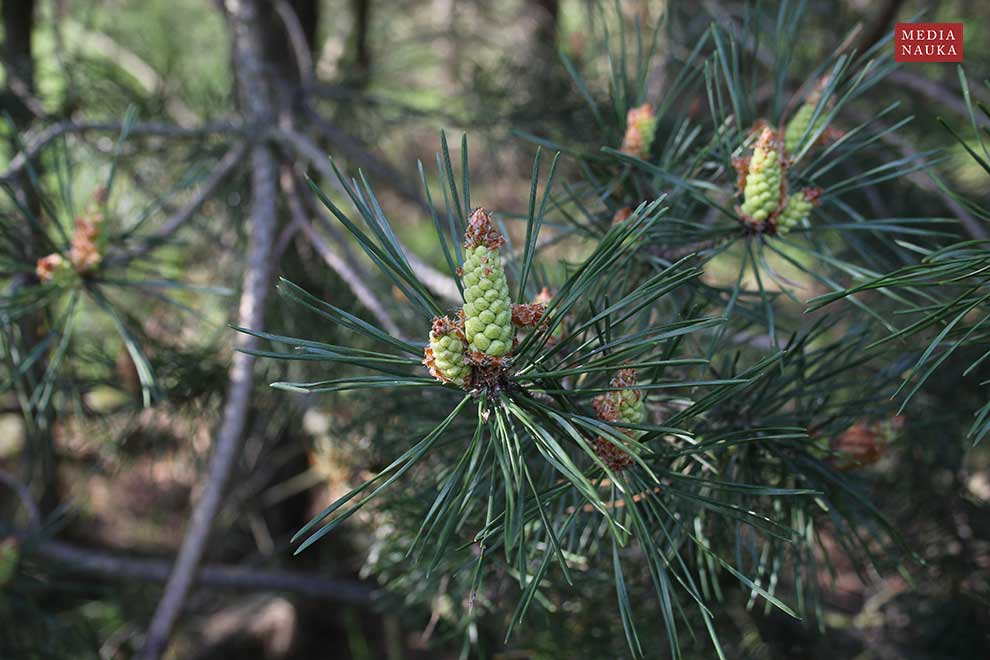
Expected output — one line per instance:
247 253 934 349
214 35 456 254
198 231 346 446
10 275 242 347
36 540 374 604
280 168 402 335
0 120 244 185
140 1 279 656
108 142 250 266
275 124 462 303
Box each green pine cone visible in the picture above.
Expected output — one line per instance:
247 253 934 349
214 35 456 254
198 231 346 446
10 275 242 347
462 245 513 357
740 128 783 223
634 114 657 156
777 188 821 234
784 102 825 154
427 321 471 385
617 388 645 426
594 368 645 429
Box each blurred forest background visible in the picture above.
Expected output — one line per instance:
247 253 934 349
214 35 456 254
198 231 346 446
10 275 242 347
2 0 990 658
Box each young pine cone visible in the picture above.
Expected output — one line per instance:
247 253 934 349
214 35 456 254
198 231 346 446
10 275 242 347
620 103 657 159
777 187 822 234
740 128 784 224
784 79 830 154
592 368 646 471
424 316 471 386
69 213 104 272
462 209 513 358
36 253 71 284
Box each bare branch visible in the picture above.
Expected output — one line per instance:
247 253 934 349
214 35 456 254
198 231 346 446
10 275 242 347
847 107 986 240
280 168 402 335
274 124 461 304
272 0 314 87
2 467 373 604
36 540 374 604
0 119 244 184
140 1 280 656
69 27 201 127
107 142 249 266
888 70 990 127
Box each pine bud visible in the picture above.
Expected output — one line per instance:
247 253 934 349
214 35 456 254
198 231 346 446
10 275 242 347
511 301 547 328
776 187 822 234
611 207 633 225
830 422 884 470
534 286 564 344
462 209 513 358
35 253 73 285
592 368 645 471
784 79 830 154
620 103 657 159
69 212 104 273
740 128 784 224
424 316 471 386
783 102 824 154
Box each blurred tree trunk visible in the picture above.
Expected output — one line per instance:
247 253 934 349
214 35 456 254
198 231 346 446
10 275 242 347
351 0 372 83
288 0 319 51
2 0 36 126
532 0 559 49
142 1 281 656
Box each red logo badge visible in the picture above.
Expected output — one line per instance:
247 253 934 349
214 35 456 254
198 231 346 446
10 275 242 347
895 22 963 62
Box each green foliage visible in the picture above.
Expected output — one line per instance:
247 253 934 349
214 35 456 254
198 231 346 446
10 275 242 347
6 2 990 658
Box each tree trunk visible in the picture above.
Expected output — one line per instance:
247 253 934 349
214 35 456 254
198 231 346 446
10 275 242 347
2 0 36 127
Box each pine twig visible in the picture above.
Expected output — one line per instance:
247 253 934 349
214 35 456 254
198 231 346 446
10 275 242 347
280 168 402 335
2 468 373 604
36 540 374 604
139 1 279 657
275 124 461 303
0 119 244 184
108 142 249 266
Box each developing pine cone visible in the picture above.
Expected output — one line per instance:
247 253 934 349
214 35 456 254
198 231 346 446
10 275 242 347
611 207 633 225
620 103 657 159
69 212 105 272
423 316 471 386
784 78 831 154
462 209 513 359
830 422 884 470
740 127 785 228
776 187 822 234
36 253 71 284
592 368 646 471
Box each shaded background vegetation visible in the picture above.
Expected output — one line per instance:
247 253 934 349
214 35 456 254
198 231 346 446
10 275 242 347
2 0 990 658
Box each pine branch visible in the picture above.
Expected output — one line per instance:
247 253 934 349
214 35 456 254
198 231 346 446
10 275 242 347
280 167 401 335
35 540 374 604
275 124 461 303
140 1 279 656
0 119 244 185
107 142 249 266
2 468 373 604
